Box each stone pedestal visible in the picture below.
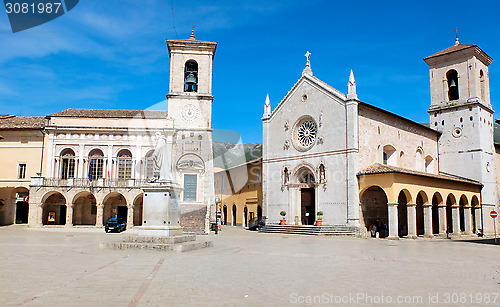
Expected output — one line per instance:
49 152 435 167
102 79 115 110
137 183 183 237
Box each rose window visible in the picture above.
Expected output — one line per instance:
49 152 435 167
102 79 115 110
293 117 317 150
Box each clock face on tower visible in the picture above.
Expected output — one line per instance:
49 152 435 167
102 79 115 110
181 104 200 122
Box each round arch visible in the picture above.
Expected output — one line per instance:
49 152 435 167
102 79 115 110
13 187 30 224
415 191 428 236
459 195 468 233
471 195 480 233
398 190 409 237
133 193 143 226
102 192 128 225
360 185 389 237
292 163 316 184
232 203 237 226
446 193 457 233
72 191 97 226
431 192 443 234
42 192 67 226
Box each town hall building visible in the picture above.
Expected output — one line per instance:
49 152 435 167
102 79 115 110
262 39 498 238
0 32 217 234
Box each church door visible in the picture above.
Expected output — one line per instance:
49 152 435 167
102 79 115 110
301 188 315 225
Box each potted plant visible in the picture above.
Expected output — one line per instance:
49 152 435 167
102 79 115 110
316 211 324 226
280 211 286 225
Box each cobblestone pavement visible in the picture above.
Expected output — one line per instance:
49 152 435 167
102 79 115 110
0 225 499 306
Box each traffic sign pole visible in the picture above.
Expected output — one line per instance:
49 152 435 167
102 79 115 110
490 210 498 244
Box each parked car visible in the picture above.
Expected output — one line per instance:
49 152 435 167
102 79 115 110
248 216 266 231
105 217 127 233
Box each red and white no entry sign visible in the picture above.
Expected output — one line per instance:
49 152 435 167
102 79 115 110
490 210 498 219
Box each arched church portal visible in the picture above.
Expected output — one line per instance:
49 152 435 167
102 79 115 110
296 167 316 225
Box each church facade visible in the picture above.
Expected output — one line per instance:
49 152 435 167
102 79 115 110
262 40 497 238
0 33 217 233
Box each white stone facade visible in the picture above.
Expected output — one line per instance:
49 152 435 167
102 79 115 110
263 42 498 235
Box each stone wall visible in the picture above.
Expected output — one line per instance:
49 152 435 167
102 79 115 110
358 104 439 173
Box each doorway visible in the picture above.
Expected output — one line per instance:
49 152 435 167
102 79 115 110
232 204 237 226
223 205 227 225
301 188 315 225
118 206 128 222
15 201 29 224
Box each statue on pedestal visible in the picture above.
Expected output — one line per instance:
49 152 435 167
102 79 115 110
151 132 172 182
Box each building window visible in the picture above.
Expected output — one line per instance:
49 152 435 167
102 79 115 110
60 148 75 179
255 169 261 182
18 163 26 179
117 149 132 179
446 69 459 101
183 174 197 201
382 145 396 166
88 149 104 180
480 69 485 101
184 60 198 92
145 150 154 179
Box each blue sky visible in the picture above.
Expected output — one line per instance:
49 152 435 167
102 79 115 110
1 0 499 143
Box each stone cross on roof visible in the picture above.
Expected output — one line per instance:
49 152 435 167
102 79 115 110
305 51 311 65
302 51 313 76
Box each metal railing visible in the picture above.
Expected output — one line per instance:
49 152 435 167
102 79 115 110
32 177 147 188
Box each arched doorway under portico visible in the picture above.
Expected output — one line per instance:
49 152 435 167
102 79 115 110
360 186 388 237
42 192 67 226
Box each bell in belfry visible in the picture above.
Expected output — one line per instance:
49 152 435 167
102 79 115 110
186 73 196 84
449 78 457 87
185 73 197 92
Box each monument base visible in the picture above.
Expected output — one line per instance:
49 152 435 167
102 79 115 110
102 233 213 252
136 226 183 237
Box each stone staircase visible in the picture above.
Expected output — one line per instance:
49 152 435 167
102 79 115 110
102 235 213 252
259 224 359 236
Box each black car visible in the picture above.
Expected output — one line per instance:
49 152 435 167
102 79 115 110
105 217 127 233
248 216 266 231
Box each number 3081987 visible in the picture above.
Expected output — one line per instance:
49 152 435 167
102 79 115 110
5 2 62 14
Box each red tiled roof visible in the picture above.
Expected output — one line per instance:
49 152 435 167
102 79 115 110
0 115 45 130
48 109 167 119
424 44 476 59
357 163 481 186
424 44 492 65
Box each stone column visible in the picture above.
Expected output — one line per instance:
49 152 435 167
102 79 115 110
65 204 73 227
474 207 482 232
127 206 134 229
452 206 460 236
407 203 417 239
438 205 446 235
423 204 433 238
464 206 472 235
36 204 43 227
96 204 104 227
388 203 399 239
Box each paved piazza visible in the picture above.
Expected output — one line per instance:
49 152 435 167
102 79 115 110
0 226 499 306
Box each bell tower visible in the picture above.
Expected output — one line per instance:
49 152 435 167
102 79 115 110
166 31 218 230
166 31 217 129
424 39 496 232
